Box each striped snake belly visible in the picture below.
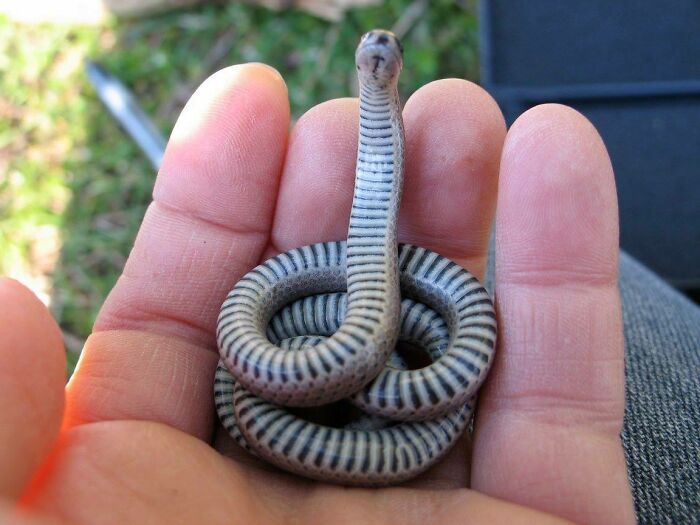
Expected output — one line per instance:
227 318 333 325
214 30 496 485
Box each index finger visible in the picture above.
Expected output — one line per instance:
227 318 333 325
65 64 290 439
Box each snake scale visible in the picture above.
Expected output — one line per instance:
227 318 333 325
214 29 496 485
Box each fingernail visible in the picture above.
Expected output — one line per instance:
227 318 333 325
246 62 287 91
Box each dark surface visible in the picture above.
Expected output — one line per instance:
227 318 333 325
479 0 700 289
579 97 700 287
480 1 700 87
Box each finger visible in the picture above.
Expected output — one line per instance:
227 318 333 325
96 63 289 346
266 79 506 282
400 79 505 279
472 105 635 523
262 79 505 487
65 64 290 439
0 279 65 499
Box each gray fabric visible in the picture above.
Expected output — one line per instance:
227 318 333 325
620 252 700 523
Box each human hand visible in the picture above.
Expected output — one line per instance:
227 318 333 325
0 63 635 524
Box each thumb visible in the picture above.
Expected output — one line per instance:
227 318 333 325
0 278 65 500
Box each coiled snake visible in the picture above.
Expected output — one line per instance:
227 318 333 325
214 29 496 485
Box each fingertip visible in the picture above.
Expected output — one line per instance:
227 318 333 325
0 278 65 375
297 96 358 127
289 97 358 165
156 62 290 233
505 103 610 173
403 79 506 176
404 78 507 142
244 62 288 91
497 103 619 286
165 62 289 151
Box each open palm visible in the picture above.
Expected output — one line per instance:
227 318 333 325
1 64 635 524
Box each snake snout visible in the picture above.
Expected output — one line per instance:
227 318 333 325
356 29 403 87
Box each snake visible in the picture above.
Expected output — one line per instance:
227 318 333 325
214 29 496 485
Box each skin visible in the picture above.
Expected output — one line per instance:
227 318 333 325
0 63 636 524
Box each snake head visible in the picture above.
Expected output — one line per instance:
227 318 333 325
356 29 403 89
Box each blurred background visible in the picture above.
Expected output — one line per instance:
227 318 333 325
0 0 698 374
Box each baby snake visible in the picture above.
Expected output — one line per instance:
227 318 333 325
214 29 496 485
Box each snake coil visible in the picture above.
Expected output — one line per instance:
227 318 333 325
214 29 496 486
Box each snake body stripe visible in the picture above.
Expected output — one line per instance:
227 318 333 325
230 381 473 485
267 295 449 364
217 294 452 453
215 30 496 484
219 242 494 417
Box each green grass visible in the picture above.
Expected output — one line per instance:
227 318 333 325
0 1 479 373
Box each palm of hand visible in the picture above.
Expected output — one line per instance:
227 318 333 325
0 64 634 524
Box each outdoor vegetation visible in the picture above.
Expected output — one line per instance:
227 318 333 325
0 0 479 373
